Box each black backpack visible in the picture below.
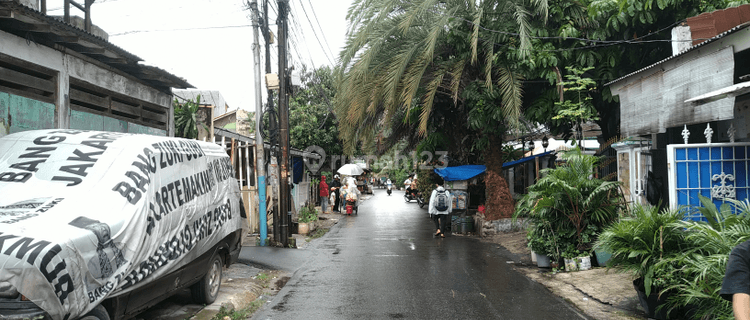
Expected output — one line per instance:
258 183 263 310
435 190 449 211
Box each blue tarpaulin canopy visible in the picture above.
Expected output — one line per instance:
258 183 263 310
434 152 555 181
501 151 555 168
434 165 486 181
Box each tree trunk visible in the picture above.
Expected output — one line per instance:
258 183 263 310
484 135 515 220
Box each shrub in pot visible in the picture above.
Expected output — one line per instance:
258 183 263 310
298 203 318 235
595 204 689 319
661 196 750 320
514 148 624 266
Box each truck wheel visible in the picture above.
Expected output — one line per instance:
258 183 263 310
191 254 223 304
79 305 110 320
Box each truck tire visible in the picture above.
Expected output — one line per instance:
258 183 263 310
79 305 110 320
191 254 223 304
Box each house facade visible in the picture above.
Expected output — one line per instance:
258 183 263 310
0 0 190 138
607 5 750 212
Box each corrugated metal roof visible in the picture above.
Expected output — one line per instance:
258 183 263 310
605 22 750 87
173 90 228 114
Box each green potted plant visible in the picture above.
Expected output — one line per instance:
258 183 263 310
298 203 318 235
662 196 750 319
514 148 624 269
595 203 688 319
526 224 558 268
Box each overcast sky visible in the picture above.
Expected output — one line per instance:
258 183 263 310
48 0 352 111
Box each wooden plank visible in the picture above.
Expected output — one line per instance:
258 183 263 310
0 66 55 93
15 24 51 32
0 84 54 104
70 102 108 114
51 35 80 43
69 87 108 108
140 107 167 124
76 46 106 54
111 100 141 118
0 9 14 18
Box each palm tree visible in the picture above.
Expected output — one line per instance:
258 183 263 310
336 0 548 217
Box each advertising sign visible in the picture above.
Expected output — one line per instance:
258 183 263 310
0 130 242 320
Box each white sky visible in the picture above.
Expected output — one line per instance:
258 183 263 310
48 0 353 111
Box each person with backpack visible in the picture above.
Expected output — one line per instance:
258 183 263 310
428 179 452 238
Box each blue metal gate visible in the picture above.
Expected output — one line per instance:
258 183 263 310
668 142 750 220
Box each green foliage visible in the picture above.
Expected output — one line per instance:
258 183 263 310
595 204 688 297
289 65 342 163
173 95 205 139
515 148 623 259
552 66 598 145
298 203 318 223
662 197 750 319
594 196 750 318
336 0 543 154
308 228 329 240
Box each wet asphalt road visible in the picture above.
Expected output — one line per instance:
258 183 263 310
252 189 586 320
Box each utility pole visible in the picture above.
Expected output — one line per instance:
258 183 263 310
263 0 280 245
249 0 267 246
277 0 290 247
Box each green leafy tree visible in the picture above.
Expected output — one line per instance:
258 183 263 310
173 95 203 139
552 66 598 146
289 65 342 165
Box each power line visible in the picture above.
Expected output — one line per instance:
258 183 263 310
287 1 335 67
110 24 252 36
307 0 336 59
298 0 336 65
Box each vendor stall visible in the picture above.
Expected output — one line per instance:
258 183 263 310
434 165 486 233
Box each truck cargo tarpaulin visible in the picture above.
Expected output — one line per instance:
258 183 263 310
0 130 242 320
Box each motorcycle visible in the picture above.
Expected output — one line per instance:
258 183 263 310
404 189 426 208
387 183 392 196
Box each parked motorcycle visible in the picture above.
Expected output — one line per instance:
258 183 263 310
404 190 426 208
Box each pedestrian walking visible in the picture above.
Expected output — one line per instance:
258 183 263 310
428 179 452 238
319 176 330 214
330 175 342 213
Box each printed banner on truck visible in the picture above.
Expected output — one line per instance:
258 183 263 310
0 130 242 320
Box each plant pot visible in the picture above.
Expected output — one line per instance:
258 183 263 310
633 278 669 320
564 258 578 272
531 251 538 263
594 249 612 267
460 216 474 234
536 254 551 268
576 256 591 271
298 222 310 235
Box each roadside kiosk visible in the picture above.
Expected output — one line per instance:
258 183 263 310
434 165 486 234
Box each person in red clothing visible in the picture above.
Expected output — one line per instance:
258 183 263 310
319 175 330 214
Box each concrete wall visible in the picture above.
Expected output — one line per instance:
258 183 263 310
0 92 55 137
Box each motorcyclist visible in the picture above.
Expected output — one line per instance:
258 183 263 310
386 178 393 195
403 175 413 195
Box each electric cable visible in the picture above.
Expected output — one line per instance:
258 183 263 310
297 0 335 65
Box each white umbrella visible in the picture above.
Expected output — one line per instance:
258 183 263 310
337 163 364 176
